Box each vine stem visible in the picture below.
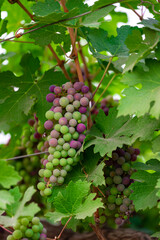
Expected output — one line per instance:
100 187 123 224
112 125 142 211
92 57 113 98
90 74 117 112
125 3 143 20
4 151 49 161
47 216 72 240
0 225 13 234
17 0 34 20
48 44 71 81
60 0 84 82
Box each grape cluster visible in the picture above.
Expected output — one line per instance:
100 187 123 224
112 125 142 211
91 95 118 117
7 217 47 240
100 146 140 226
37 82 92 196
13 115 47 193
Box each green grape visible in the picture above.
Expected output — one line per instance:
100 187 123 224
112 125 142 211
48 147 55 154
54 112 62 120
43 188 52 196
67 158 73 165
60 158 67 166
32 225 40 232
113 176 122 184
108 195 116 203
110 187 118 195
59 97 69 107
123 188 131 196
63 133 72 142
61 150 68 158
25 228 34 238
99 216 106 224
56 145 63 151
53 151 61 158
68 148 76 157
43 169 52 178
21 217 29 226
106 177 113 185
72 132 79 139
73 111 81 120
39 169 44 177
61 169 67 177
53 169 60 177
48 154 54 161
54 124 61 131
57 176 64 184
46 162 53 170
63 143 70 150
13 230 23 239
45 110 54 120
13 221 21 229
58 138 65 145
52 158 60 166
32 232 40 240
60 126 69 134
7 235 14 240
37 126 45 134
20 225 27 232
64 165 72 171
115 198 123 205
122 163 131 171
37 182 45 191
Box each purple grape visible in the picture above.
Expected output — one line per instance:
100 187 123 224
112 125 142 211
34 132 41 139
67 88 76 95
74 82 83 91
74 93 82 100
81 85 89 93
70 140 78 149
49 138 58 147
80 97 89 107
46 93 55 102
134 148 140 155
44 120 53 130
50 175 57 183
115 168 123 175
131 154 137 161
40 233 47 240
53 106 62 113
77 141 82 149
28 119 35 126
117 184 125 192
78 134 85 142
79 106 87 114
49 85 56 92
53 98 60 106
77 123 86 133
50 130 60 138
84 92 92 100
120 204 128 212
122 176 130 185
69 119 77 127
50 106 55 111
67 94 74 103
115 218 123 225
64 82 73 90
59 117 68 125
54 86 62 94
103 107 109 115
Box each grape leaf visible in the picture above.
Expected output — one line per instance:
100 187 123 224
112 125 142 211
0 160 21 188
0 190 14 210
141 19 160 32
118 59 160 118
130 171 160 211
0 53 67 131
0 19 7 36
133 159 160 172
152 136 160 153
0 186 40 227
46 180 103 222
84 109 159 157
91 0 137 10
87 162 105 187
31 0 61 16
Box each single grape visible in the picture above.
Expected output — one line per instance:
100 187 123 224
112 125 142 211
74 93 82 100
81 114 87 123
70 140 78 149
28 119 35 126
52 158 60 166
122 176 130 185
43 169 52 178
123 188 131 196
53 151 61 158
57 176 64 184
63 143 70 150
67 94 74 103
64 112 73 120
53 106 62 113
45 110 54 120
49 85 56 92
39 169 44 177
32 217 40 225
53 169 60 177
108 203 115 211
73 111 81 120
123 198 131 206
64 82 73 90
106 177 113 185
25 229 34 238
108 195 116 203
67 88 76 95
48 147 55 154
117 157 125 165
69 119 77 127
61 150 68 157
69 127 75 134
60 158 67 166
115 217 123 225
63 133 72 142
120 204 128 213
113 176 122 184
43 188 52 196
74 82 82 91
50 130 60 138
81 85 89 93
46 162 53 170
61 169 67 177
127 147 135 154
134 148 140 155
66 104 74 113
73 100 80 109
49 138 58 147
80 97 89 107
78 134 85 142
72 132 79 139
32 225 40 233
110 187 118 195
54 86 62 94
68 148 76 157
58 138 65 145
59 117 68 125
46 93 55 102
131 154 137 161
77 123 86 133
122 163 131 171
115 198 123 205
37 182 45 191
50 175 57 183
53 98 60 106
59 97 69 107
64 164 72 171
44 120 53 130
67 158 73 165
79 106 87 114
84 92 92 100
54 112 62 120
117 184 125 192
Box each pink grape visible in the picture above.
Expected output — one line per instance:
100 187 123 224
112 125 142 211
43 160 48 166
78 134 85 142
81 85 89 93
69 119 77 127
50 175 57 183
59 117 68 125
46 93 55 102
67 94 74 102
50 130 60 138
74 93 82 100
79 106 87 114
49 138 58 147
74 82 83 91
77 141 82 149
49 85 56 92
70 140 78 149
80 97 89 107
34 132 41 139
64 82 73 90
50 106 55 111
84 92 92 100
44 120 53 130
53 98 60 106
77 123 86 133
54 86 62 94
54 106 62 113
67 88 76 95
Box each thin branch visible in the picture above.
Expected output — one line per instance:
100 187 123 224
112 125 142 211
0 225 13 235
16 0 34 20
3 151 49 161
125 3 143 20
0 0 129 43
57 216 72 239
92 57 113 98
48 44 71 81
141 0 160 14
90 74 117 112
5 40 35 44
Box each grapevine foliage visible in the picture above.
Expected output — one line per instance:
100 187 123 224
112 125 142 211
0 0 160 239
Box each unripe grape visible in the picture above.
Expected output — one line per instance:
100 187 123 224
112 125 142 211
32 232 40 240
45 110 54 120
81 114 87 123
52 158 60 166
53 151 61 158
48 147 55 154
57 176 64 184
44 188 52 196
80 97 89 107
123 188 131 196
44 120 53 130
63 143 70 150
66 104 74 112
46 162 53 170
67 94 74 103
108 203 115 211
54 112 62 120
67 158 73 165
7 235 14 240
60 158 67 166
53 106 62 113
13 230 23 239
73 100 80 108
120 204 128 212
61 150 68 157
110 187 118 195
37 182 45 191
69 119 77 127
50 130 60 138
123 198 131 206
49 138 58 147
72 132 79 139
73 111 81 120
63 133 72 142
53 169 60 177
32 225 40 233
50 175 57 183
113 176 122 184
117 157 125 165
115 198 122 205
64 164 72 171
106 177 113 185
59 117 68 125
59 97 69 107
115 168 123 175
122 163 131 171
64 112 72 120
61 169 67 177
74 82 82 91
68 148 76 157
44 169 52 178
39 169 44 177
64 82 73 90
117 184 125 192
54 86 62 94
108 195 116 203
69 127 75 134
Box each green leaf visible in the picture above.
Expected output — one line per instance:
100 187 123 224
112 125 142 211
152 135 160 153
141 19 160 32
92 0 137 10
0 160 21 188
0 53 67 131
133 159 160 172
118 59 160 118
130 171 160 211
87 162 105 187
0 190 14 210
46 180 103 222
84 109 159 157
31 0 61 16
0 186 40 227
0 19 7 36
